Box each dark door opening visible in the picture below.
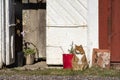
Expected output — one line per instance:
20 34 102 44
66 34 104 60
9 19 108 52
14 0 46 66
14 0 23 66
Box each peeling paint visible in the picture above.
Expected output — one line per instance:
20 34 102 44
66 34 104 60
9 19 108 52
92 49 110 69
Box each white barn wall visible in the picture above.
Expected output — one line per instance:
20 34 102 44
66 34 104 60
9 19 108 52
1 0 5 65
47 0 87 26
87 0 99 67
46 27 88 65
0 0 15 68
0 0 3 68
46 0 88 65
5 0 15 65
5 0 10 65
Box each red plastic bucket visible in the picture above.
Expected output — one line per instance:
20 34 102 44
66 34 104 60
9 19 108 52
63 54 74 69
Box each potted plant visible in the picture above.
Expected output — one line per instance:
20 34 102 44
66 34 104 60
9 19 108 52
68 42 74 54
24 48 35 65
63 42 74 69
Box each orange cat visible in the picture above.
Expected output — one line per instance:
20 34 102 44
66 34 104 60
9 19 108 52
72 45 89 70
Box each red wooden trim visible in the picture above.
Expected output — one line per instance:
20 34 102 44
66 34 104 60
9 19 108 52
99 0 109 49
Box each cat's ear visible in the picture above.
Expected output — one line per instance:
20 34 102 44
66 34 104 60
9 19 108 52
80 45 82 47
80 45 83 48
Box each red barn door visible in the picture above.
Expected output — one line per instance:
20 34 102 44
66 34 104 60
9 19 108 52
99 0 120 62
110 0 120 62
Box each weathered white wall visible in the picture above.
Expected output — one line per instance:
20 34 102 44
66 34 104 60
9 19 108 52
46 27 88 65
46 0 88 65
0 0 6 68
87 0 98 67
1 0 5 65
5 0 15 65
47 0 87 26
0 0 15 67
5 0 11 65
0 0 3 68
47 0 99 65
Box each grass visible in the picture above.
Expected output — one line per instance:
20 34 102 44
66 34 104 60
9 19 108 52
0 66 120 77
83 66 120 77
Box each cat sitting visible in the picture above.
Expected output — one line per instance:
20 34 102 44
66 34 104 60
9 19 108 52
72 45 89 71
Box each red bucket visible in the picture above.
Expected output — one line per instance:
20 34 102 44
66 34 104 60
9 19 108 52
63 54 74 69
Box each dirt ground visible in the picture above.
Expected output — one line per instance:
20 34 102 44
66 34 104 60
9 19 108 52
15 61 48 70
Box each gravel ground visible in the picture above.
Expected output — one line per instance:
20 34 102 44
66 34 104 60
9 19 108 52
0 75 119 80
0 61 119 80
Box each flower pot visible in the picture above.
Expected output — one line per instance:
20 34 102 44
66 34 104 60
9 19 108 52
26 54 35 65
63 54 74 69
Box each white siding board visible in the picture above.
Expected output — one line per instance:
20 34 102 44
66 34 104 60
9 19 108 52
5 0 15 65
87 0 98 67
0 0 6 68
47 0 88 65
1 0 5 65
5 0 10 65
47 0 87 26
0 0 3 68
46 27 88 65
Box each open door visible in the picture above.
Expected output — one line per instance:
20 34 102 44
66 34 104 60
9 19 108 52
5 0 15 65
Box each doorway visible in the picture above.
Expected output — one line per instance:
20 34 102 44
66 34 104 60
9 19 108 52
15 0 46 62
